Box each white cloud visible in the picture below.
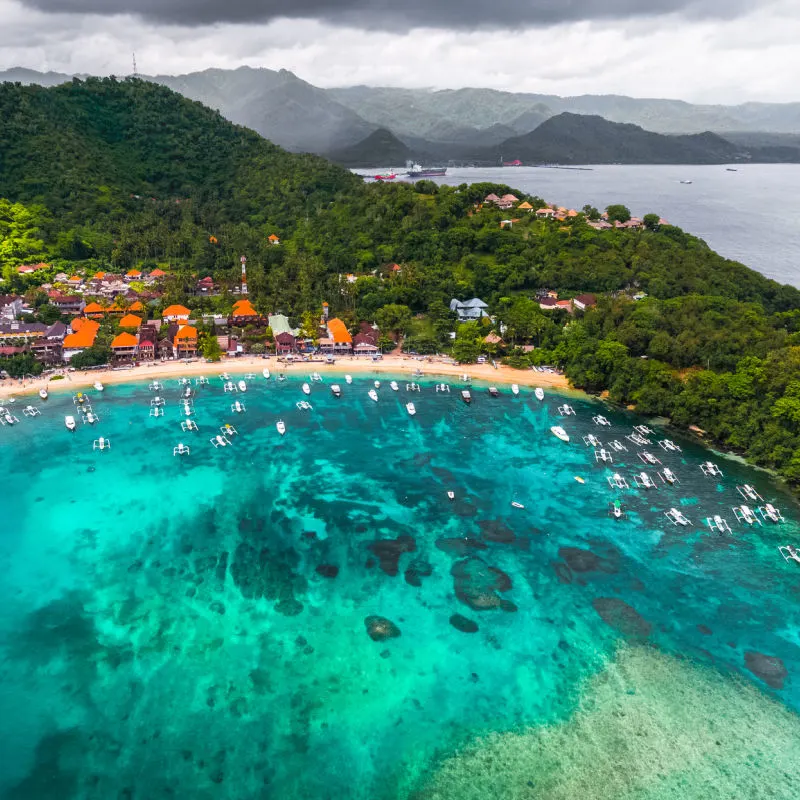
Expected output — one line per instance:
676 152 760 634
0 0 798 103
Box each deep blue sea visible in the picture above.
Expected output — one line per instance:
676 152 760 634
1 373 800 799
360 165 800 288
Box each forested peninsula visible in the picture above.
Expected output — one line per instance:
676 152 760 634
3 78 800 484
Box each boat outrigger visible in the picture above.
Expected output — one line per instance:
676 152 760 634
778 545 800 565
1 411 19 425
626 433 651 446
211 434 231 448
583 433 602 447
151 396 165 407
551 425 569 443
221 424 238 437
706 515 732 533
639 451 662 466
231 400 246 413
311 372 323 383
737 484 762 502
665 507 691 526
607 473 629 489
758 504 785 524
93 437 111 451
174 443 190 456
435 383 449 393
633 472 658 489
84 411 99 425
634 425 653 435
700 461 722 477
558 404 575 416
149 408 164 417
659 439 681 452
181 420 199 432
595 448 613 463
23 405 40 417
296 400 313 411
592 415 611 426
223 382 237 393
608 440 628 452
658 467 679 485
733 505 761 526
407 382 421 392
608 500 627 520
149 381 163 391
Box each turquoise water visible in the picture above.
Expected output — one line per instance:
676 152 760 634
1 373 799 798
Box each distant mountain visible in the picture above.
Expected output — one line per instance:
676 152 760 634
327 128 416 168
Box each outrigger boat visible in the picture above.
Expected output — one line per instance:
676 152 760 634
659 439 681 452
460 374 471 383
609 500 627 520
263 368 271 379
595 448 613 463
733 505 761 526
310 372 323 382
296 400 313 410
778 545 800 565
707 515 732 533
406 402 416 416
221 424 238 437
634 425 653 435
558 404 575 416
461 390 472 405
488 386 499 397
174 443 190 456
65 415 77 431
368 389 379 402
331 384 342 397
93 437 111 451
390 381 399 391
181 420 199 432
232 400 246 413
345 374 353 384
551 425 570 443
534 387 545 401
665 507 691 526
149 408 164 417
639 451 662 466
633 472 658 489
276 420 286 436
39 387 48 400
592 415 611 426
302 382 311 395
626 433 651 446
149 381 163 391
700 461 722 477
73 392 86 405
607 473 629 489
211 434 231 448
151 396 165 407
179 378 190 386
196 376 209 385
223 382 237 393
277 374 287 382
435 383 450 392
658 467 679 485
182 402 194 417
407 382 421 392
23 405 40 417
84 411 98 425
183 386 193 398
220 373 230 381
1 411 19 425
238 380 247 393
583 433 602 447
758 504 785 524
737 484 762 502
94 381 104 392
244 373 256 380
511 384 520 396
609 440 628 452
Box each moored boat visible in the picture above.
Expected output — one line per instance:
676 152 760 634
276 420 286 435
511 384 519 396
535 387 544 401
345 374 353 384
302 382 311 395
65 415 76 431
511 501 525 509
262 368 270 379
390 381 399 391
488 386 499 397
368 389 379 402
406 402 416 416
94 381 104 392
461 389 472 404
238 380 247 392
331 384 342 397
447 491 455 500
550 425 569 442
39 387 48 400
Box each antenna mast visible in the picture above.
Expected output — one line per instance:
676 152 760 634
132 52 138 77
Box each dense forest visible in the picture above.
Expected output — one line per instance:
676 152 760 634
2 78 800 485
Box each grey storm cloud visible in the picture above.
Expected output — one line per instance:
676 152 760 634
18 0 753 29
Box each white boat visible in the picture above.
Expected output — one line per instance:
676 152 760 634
607 473 629 489
634 425 653 435
174 443 190 456
221 423 238 437
390 381 399 391
583 433 601 447
659 439 681 452
232 400 246 413
633 472 657 489
277 374 286 382
595 448 613 463
238 380 247 392
181 420 199 432
511 501 525 509
758 504 785 524
182 403 194 416
211 434 230 448
488 386 499 397
345 374 353 384
609 440 628 452
331 384 342 397
707 515 731 534
296 400 312 411
592 415 611 426
262 368 271 379
461 374 471 383
149 381 162 391
406 382 421 392
557 404 575 417
149 408 164 417
179 377 190 386
311 372 323 382
550 425 569 443
65 415 77 431
665 507 690 526
680 179 693 185
609 500 626 520
223 381 236 393
737 484 762 502
23 405 40 417
220 373 230 381
39 388 48 400
406 402 416 416
1 412 18 425
84 411 98 424
447 491 455 501
245 373 256 380
639 451 661 466
511 384 520 396
93 437 111 451
534 387 544 401
276 420 286 435
778 545 800 565
733 505 761 526
151 396 165 407
435 383 450 393
94 381 104 392
302 382 311 395
700 461 722 477
626 433 651 446
196 376 208 385
461 390 471 404
368 389 379 402
659 468 679 485
374 380 381 389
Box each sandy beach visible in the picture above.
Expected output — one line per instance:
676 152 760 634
0 355 571 400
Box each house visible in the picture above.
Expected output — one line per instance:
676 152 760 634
327 318 352 353
137 338 155 361
195 276 218 295
125 269 142 281
147 268 166 280
0 295 24 321
31 321 67 363
174 325 198 358
268 234 281 245
0 321 47 341
162 304 191 323
62 319 100 360
501 194 519 204
229 299 262 326
65 275 83 288
83 302 107 318
484 332 505 346
555 300 573 311
158 338 175 360
274 331 296 355
517 201 533 212
119 313 143 329
572 294 597 311
449 297 489 322
353 341 379 357
539 297 558 311
536 208 555 218
388 263 402 275
484 194 500 204
588 220 613 231
50 295 86 315
16 262 49 275
110 332 138 360
128 301 145 313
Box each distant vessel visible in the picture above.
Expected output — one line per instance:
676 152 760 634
680 180 693 185
407 163 447 178
331 384 342 397
94 381 104 392
726 168 738 172
276 420 286 436
368 389 379 402
374 173 397 181
503 160 523 167
263 368 270 379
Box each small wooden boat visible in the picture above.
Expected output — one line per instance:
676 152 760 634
368 389 379 402
447 491 455 500
276 420 286 435
461 389 472 404
511 384 519 396
488 386 499 397
511 501 525 509
302 382 311 395
39 388 48 400
550 425 569 442
534 387 544 401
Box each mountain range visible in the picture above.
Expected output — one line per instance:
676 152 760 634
3 66 800 165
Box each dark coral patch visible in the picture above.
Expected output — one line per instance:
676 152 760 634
367 535 416 577
451 557 514 612
477 519 516 544
435 537 487 556
449 614 479 633
365 616 401 642
559 547 618 574
404 558 433 587
744 651 788 690
697 624 712 636
592 597 652 639
553 562 573 584
230 543 307 616
315 564 339 579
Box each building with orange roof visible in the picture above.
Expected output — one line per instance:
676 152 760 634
162 304 191 323
148 268 166 278
268 234 280 245
62 319 100 359
119 313 142 328
517 201 533 211
94 271 106 280
174 324 198 358
229 298 262 326
321 317 353 354
127 300 145 312
83 302 106 318
125 269 142 280
110 331 138 359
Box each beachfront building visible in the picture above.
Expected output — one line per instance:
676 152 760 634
119 313 143 329
162 304 191 323
0 321 47 342
320 317 352 355
137 337 155 361
449 297 489 323
30 322 67 364
62 319 100 360
274 331 296 355
228 299 262 327
174 325 198 358
110 332 138 361
353 341 379 357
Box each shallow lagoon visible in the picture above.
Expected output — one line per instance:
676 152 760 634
0 375 798 798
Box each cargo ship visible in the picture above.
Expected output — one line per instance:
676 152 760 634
406 163 447 178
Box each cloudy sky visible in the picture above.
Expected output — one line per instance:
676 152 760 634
1 0 798 103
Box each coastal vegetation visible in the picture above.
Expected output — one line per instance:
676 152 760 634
2 79 800 484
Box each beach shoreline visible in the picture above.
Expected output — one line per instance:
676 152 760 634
0 355 573 400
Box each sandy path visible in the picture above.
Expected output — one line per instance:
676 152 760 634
0 355 571 400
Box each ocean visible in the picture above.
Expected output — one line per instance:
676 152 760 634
1 374 799 799
370 165 800 288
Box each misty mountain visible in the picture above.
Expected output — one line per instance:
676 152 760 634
327 128 416 168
